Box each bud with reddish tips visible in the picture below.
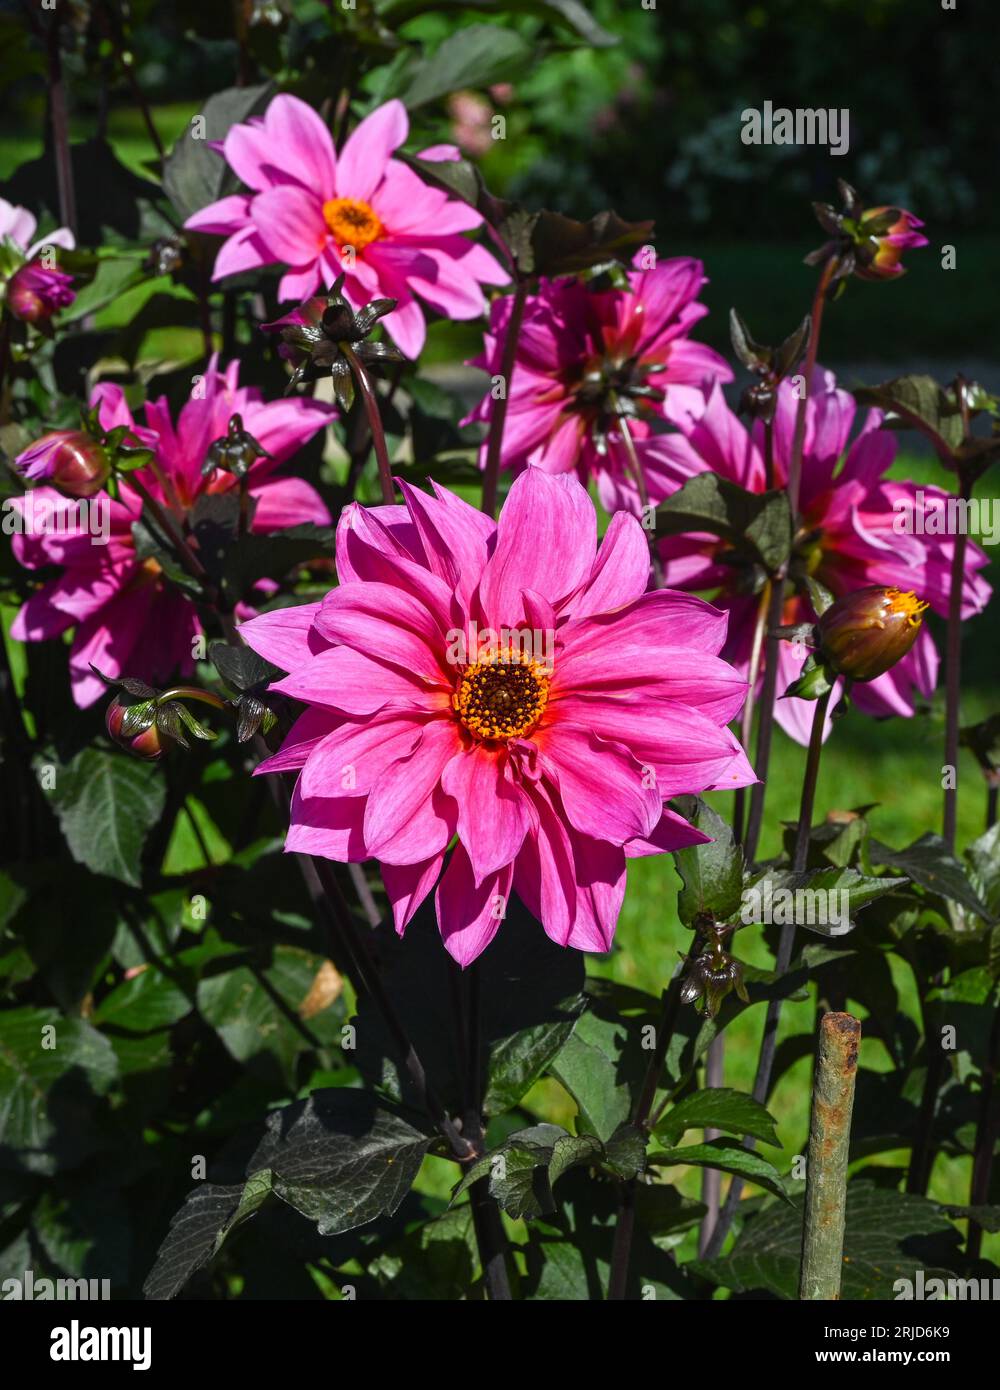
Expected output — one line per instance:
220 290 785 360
106 693 164 760
15 430 110 498
6 260 75 323
817 586 928 682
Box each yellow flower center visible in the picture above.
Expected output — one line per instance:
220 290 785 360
454 653 550 742
885 588 929 628
322 197 384 251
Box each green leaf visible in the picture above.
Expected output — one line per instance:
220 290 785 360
0 1008 119 1175
549 1007 633 1142
142 1181 247 1301
671 795 744 926
41 748 166 887
375 0 616 47
396 26 533 109
245 1090 432 1236
94 968 192 1032
647 1138 790 1203
453 1122 637 1220
871 833 995 922
162 83 275 222
692 1184 967 1300
222 524 335 597
655 473 792 574
853 375 964 465
744 865 901 937
194 939 345 1083
370 1206 478 1299
655 1088 781 1149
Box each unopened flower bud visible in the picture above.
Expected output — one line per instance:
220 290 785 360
15 430 110 498
817 585 928 682
6 260 75 323
106 694 164 760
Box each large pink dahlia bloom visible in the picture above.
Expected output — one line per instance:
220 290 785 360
240 468 754 965
653 372 992 743
463 255 732 514
185 95 506 358
11 358 332 707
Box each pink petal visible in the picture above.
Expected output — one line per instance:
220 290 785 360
238 601 325 673
248 476 332 530
382 853 446 936
363 720 458 864
436 845 513 967
337 100 409 203
250 186 326 268
314 581 450 684
255 707 339 775
264 94 337 196
300 711 427 799
441 746 533 883
534 724 661 845
285 783 368 860
566 510 651 620
478 468 596 628
272 645 440 713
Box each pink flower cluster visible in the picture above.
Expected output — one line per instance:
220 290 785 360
0 198 75 324
12 359 332 707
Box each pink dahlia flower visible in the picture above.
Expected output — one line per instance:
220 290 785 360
463 254 732 514
11 358 332 708
653 371 992 743
184 95 506 358
239 468 754 965
0 197 75 323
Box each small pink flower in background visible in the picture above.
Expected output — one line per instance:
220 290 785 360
185 95 507 358
11 358 332 708
853 206 928 281
0 197 75 324
240 468 753 965
464 254 732 514
653 371 991 743
447 90 495 158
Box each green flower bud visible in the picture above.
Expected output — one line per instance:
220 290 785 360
817 585 928 682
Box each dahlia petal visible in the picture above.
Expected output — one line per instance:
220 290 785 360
185 195 251 236
625 805 714 857
513 782 577 946
567 510 651 619
565 831 625 952
436 845 512 967
238 601 325 674
300 711 426 799
478 468 596 628
363 721 458 864
397 478 493 610
441 746 533 883
314 581 449 682
533 724 661 845
285 784 368 861
250 186 326 269
337 100 408 203
382 853 446 936
254 707 339 775
272 645 438 713
248 476 332 530
264 94 337 196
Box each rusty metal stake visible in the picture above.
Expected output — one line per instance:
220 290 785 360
799 1011 861 1300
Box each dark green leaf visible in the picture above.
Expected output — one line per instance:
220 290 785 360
647 1138 789 1203
671 795 744 926
162 84 275 223
41 748 166 887
655 1088 781 1148
655 473 792 573
872 833 994 921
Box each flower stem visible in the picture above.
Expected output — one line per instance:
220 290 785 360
943 473 973 849
450 958 513 1299
786 259 835 518
703 686 833 1258
799 1012 861 1299
613 404 665 587
481 281 528 519
128 475 212 589
156 687 228 711
733 579 771 845
47 13 77 238
607 975 684 1299
341 342 395 505
966 988 1000 1258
